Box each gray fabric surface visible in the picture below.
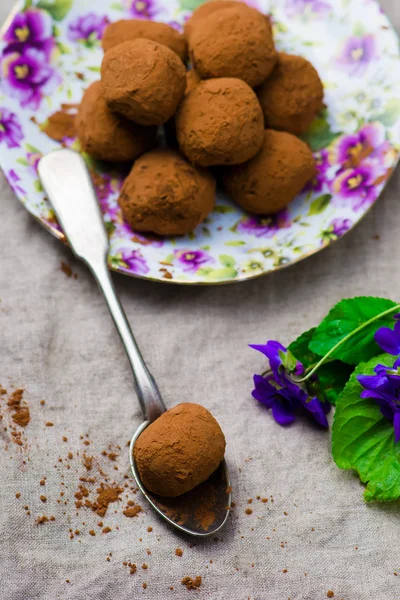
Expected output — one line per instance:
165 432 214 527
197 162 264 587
1 1 400 598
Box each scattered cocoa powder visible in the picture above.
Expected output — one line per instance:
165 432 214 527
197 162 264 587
15 492 21 499
36 515 55 525
7 389 30 427
147 527 153 533
40 479 46 486
89 530 96 536
102 527 112 534
46 422 54 427
95 486 123 517
142 583 147 589
327 593 334 599
261 498 268 503
40 495 47 503
175 548 183 557
142 563 148 570
44 110 77 142
123 505 142 518
181 576 202 590
245 508 253 515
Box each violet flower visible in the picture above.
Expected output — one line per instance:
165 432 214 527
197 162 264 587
0 107 23 148
174 250 212 273
331 159 384 211
2 8 54 59
337 35 377 75
285 0 331 19
116 248 149 275
357 358 400 443
8 169 25 196
68 13 110 45
125 0 162 19
1 47 61 110
375 318 400 356
305 149 330 192
330 123 389 170
250 341 330 428
236 211 291 238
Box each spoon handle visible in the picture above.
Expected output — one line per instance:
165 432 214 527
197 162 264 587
38 148 166 423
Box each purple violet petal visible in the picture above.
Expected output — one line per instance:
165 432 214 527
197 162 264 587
271 400 296 426
374 327 400 355
394 412 400 443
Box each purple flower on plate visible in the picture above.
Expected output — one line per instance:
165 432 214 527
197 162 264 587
285 0 331 19
250 341 330 427
375 317 400 356
330 122 388 169
305 149 330 192
2 9 54 58
68 13 110 45
330 218 353 237
357 358 400 443
168 21 183 33
125 0 162 19
0 107 23 148
7 169 25 196
174 249 212 273
236 211 291 238
337 35 377 75
117 248 149 275
1 47 61 110
27 151 42 175
331 159 385 211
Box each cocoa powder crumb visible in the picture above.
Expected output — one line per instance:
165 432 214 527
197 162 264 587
327 593 334 598
40 479 46 486
128 562 137 575
36 515 53 525
89 530 96 536
261 498 268 503
245 508 253 515
143 583 147 589
142 563 148 570
175 548 183 557
62 436 68 442
40 495 47 503
15 492 21 499
282 569 288 573
40 400 45 406
248 499 253 504
181 576 202 590
147 527 153 532
102 527 112 534
46 422 54 427
123 505 142 518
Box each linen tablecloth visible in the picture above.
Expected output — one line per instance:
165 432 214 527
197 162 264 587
1 1 400 598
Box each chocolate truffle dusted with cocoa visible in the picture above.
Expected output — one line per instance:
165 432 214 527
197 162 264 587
184 0 253 41
134 403 226 497
190 6 276 88
186 69 202 94
176 78 264 167
102 19 188 62
221 129 316 214
119 149 216 236
163 69 202 147
101 39 186 126
257 53 324 136
76 81 157 163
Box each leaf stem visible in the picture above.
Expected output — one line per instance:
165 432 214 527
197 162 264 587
294 303 400 383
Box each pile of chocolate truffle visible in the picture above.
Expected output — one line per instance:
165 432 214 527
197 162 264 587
76 0 324 236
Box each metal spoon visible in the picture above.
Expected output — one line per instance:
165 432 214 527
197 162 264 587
38 148 231 537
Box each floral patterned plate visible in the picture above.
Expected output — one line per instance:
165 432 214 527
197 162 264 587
1 0 400 284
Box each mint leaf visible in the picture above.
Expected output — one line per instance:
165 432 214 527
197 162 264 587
289 328 353 405
37 0 73 21
332 354 400 502
307 194 332 216
309 297 398 365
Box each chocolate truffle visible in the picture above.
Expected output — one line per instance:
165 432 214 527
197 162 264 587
134 403 226 497
164 69 202 147
101 39 187 126
76 81 157 163
186 68 202 94
184 0 253 40
176 78 264 167
257 53 324 135
118 149 216 236
190 6 276 88
221 129 316 214
102 19 188 62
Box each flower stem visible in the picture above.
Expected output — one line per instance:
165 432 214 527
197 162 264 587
294 303 400 383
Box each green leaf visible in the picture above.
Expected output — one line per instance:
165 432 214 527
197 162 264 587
374 99 400 127
332 354 400 502
203 267 237 281
219 254 236 268
25 143 40 154
34 179 43 193
309 297 398 365
289 328 353 405
307 194 332 216
37 0 73 21
179 0 204 10
88 66 101 73
352 21 365 36
301 109 342 151
225 241 245 247
213 205 234 214
16 158 29 166
289 328 319 369
105 221 116 237
110 2 124 9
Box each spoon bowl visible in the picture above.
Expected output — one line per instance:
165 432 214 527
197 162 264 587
38 148 232 537
130 421 231 537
